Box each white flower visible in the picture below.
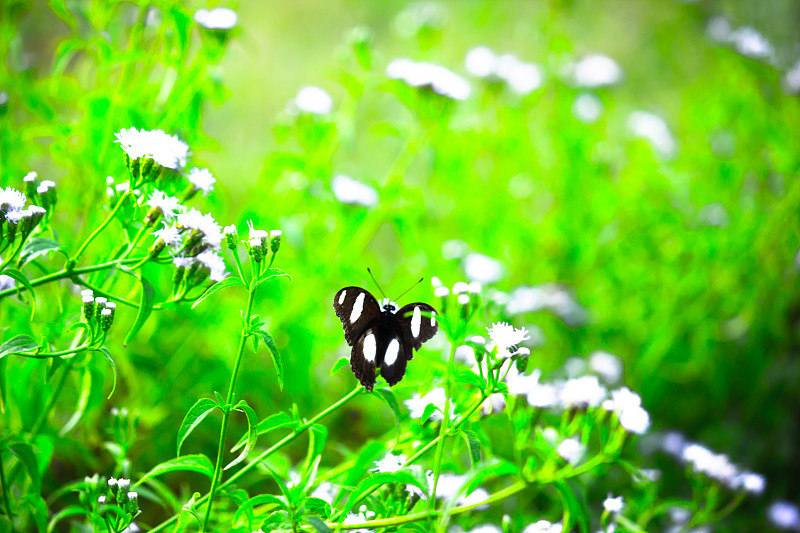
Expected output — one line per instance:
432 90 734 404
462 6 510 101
559 375 606 409
127 491 138 500
603 494 624 514
343 510 374 533
486 321 530 359
386 58 471 101
468 525 502 533
152 224 183 249
23 171 38 183
197 250 228 281
97 495 106 504
107 478 118 487
523 520 563 533
768 501 800 530
434 286 450 298
332 174 379 207
588 351 622 383
432 472 488 508
147 190 183 221
463 253 503 284
404 387 448 421
187 168 215 195
120 523 140 533
681 444 737 485
373 452 406 474
572 54 622 88
5 210 24 224
177 208 223 248
733 472 765 495
617 405 650 434
173 256 195 269
0 186 26 212
114 127 190 170
627 111 676 158
117 478 130 489
310 481 336 503
730 26 773 60
194 7 237 30
223 225 237 236
465 46 498 78
572 92 603 123
496 54 543 95
452 281 469 294
294 86 333 115
557 437 583 464
660 431 686 456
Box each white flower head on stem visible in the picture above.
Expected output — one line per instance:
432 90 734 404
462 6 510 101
557 437 583 464
194 7 237 30
197 250 228 282
603 493 624 514
0 186 26 213
486 321 530 359
559 375 606 409
114 127 190 170
372 452 406 473
187 167 215 195
293 86 333 115
147 190 183 222
153 224 184 249
386 58 471 101
404 387 449 422
177 208 223 249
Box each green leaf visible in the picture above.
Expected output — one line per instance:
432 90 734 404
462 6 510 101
330 356 350 375
1 268 36 318
267 468 295 507
124 274 155 346
135 454 214 487
98 346 117 399
59 366 96 435
553 479 590 533
225 402 259 470
9 441 42 493
232 494 287 528
344 471 428 515
0 335 39 360
307 516 333 533
459 458 518 498
254 329 284 390
420 403 438 424
304 497 332 518
47 505 86 533
375 388 401 431
232 411 295 452
454 366 485 389
191 276 245 309
0 357 7 412
462 430 482 467
254 267 292 287
18 238 64 268
177 398 219 456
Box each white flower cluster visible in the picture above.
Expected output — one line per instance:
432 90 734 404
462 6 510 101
292 86 334 115
187 168 216 195
568 54 622 88
486 321 530 360
386 58 471 101
151 206 228 282
522 520 563 533
403 387 449 421
706 16 775 62
332 174 378 207
194 7 237 30
114 127 190 170
372 452 407 474
603 493 624 514
503 283 588 327
768 501 800 531
504 367 651 434
465 46 544 95
627 110 677 158
659 432 765 494
1 185 47 228
343 505 376 533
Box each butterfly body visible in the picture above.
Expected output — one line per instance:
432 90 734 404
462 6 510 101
333 286 438 391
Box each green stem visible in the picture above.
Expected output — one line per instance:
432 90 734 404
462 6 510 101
429 341 457 523
16 344 92 359
330 480 526 530
199 286 257 533
0 256 148 300
0 449 14 524
71 191 134 264
146 385 363 533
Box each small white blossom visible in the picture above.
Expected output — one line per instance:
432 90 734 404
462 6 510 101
101 308 112 317
681 444 738 485
573 92 603 123
434 286 450 298
114 127 190 170
523 520 563 533
23 171 38 183
127 491 138 500
120 523 140 533
147 190 183 221
152 224 183 249
734 472 765 495
108 478 118 487
404 387 448 421
223 225 237 236
187 168 215 195
332 174 378 207
768 501 800 530
97 495 106 504
486 321 530 359
557 437 583 464
617 405 650 434
603 494 624 514
197 250 228 281
468 525 502 533
81 289 94 297
571 54 622 88
386 58 471 101
628 111 676 158
117 478 130 489
177 208 223 248
588 351 622 383
559 375 606 409
452 281 469 294
463 253 503 283
0 187 26 212
294 86 333 115
194 7 237 30
373 452 406 473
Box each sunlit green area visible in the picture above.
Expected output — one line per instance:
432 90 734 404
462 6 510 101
2 1 800 531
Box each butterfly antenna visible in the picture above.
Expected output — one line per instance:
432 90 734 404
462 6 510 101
366 268 387 299
394 277 424 302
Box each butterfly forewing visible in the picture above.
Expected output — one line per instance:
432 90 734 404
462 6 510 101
397 303 439 350
350 327 378 390
333 287 381 346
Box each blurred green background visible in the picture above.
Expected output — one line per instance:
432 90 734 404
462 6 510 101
2 0 800 529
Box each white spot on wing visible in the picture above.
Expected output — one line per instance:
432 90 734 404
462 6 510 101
338 290 347 305
350 292 365 323
411 306 421 338
384 338 400 366
363 333 376 363
430 311 436 327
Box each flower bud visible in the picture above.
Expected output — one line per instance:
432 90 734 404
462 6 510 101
101 308 114 331
270 230 282 253
434 286 449 314
249 241 263 263
82 294 95 321
127 491 139 513
223 225 237 249
458 293 470 320
24 171 38 199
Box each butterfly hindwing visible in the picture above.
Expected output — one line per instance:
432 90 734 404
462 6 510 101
397 302 439 350
350 326 378 391
333 287 381 346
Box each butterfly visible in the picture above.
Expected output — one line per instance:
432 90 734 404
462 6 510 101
333 286 439 391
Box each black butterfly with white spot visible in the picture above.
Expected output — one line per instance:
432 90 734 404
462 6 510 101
333 287 438 391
